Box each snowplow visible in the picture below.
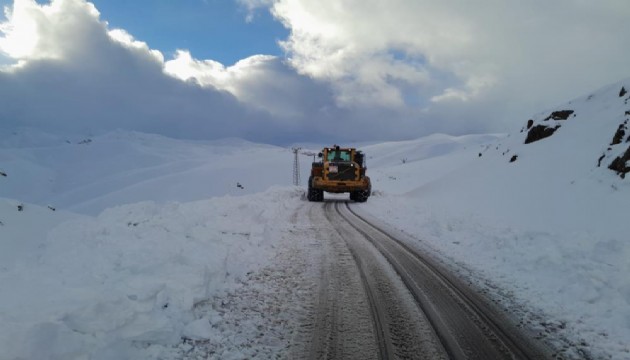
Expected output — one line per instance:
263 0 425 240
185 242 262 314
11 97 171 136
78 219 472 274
307 145 371 202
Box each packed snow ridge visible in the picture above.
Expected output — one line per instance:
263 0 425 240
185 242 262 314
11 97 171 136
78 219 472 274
1 78 629 359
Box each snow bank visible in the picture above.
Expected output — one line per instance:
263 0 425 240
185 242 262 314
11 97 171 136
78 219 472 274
0 187 303 359
0 198 81 269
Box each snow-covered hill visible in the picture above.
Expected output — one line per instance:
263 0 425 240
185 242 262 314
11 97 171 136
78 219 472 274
362 78 630 359
0 130 301 215
1 78 629 359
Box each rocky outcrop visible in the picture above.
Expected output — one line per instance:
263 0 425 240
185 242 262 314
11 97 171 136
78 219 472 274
604 113 630 178
525 124 561 144
544 110 574 121
523 109 575 145
611 121 628 145
608 145 630 178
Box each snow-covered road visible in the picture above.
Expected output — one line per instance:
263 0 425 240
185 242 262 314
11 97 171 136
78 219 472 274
188 197 558 359
0 188 598 359
318 200 554 359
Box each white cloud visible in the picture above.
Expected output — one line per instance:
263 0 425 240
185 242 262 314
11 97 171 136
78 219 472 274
266 0 481 107
108 28 164 63
236 0 275 22
431 75 496 104
0 0 39 59
164 50 238 93
259 0 630 116
0 0 423 144
0 0 105 62
1 0 629 145
165 51 335 118
0 0 281 142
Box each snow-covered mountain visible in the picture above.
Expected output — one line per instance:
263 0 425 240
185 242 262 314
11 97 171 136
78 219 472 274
1 78 629 359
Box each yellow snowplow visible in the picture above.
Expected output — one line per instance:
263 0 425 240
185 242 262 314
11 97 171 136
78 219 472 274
307 145 371 202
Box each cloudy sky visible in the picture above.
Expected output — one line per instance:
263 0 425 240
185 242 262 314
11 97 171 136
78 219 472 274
0 0 628 145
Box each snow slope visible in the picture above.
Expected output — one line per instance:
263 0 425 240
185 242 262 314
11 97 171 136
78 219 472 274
361 79 630 359
0 130 307 215
1 79 629 359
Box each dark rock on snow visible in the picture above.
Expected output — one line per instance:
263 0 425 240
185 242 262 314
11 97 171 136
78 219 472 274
611 122 627 146
544 110 575 121
609 145 630 178
525 124 561 144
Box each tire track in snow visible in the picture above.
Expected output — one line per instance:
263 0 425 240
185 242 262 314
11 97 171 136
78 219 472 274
323 201 446 360
303 202 379 360
324 202 393 360
336 201 553 359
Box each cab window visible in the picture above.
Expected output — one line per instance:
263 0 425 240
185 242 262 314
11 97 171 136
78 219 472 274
327 150 351 162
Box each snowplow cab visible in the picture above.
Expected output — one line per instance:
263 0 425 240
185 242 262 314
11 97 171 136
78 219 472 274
307 145 371 202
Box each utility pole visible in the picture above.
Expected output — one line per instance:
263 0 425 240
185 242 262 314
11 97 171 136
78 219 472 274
292 147 302 186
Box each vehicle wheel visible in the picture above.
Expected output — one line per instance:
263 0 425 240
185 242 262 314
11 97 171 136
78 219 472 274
355 189 370 203
349 191 357 201
307 177 315 202
316 189 324 201
310 188 322 202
